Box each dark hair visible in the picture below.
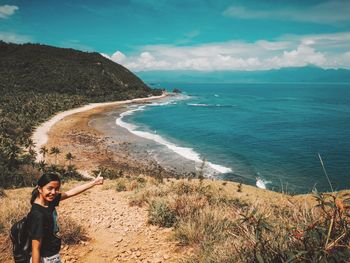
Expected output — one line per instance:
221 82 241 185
30 173 61 205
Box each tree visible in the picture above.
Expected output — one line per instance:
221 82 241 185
39 146 48 161
65 152 75 166
24 138 35 151
38 160 46 172
50 146 61 165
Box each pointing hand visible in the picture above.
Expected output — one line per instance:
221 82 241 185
93 172 104 185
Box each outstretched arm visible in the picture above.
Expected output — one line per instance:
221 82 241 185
60 173 103 201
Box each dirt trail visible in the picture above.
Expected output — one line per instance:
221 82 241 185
58 185 187 263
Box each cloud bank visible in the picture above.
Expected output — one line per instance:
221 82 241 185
0 32 33 43
102 32 350 71
223 1 350 24
0 5 18 19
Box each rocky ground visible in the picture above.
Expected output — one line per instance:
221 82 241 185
59 185 189 263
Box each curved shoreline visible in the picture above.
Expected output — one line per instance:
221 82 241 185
32 94 167 161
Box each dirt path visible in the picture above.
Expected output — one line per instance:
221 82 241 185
58 185 187 263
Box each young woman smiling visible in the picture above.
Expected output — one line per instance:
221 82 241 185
28 172 103 263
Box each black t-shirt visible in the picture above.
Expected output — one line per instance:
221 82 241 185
28 194 61 257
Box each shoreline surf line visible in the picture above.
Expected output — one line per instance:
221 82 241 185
115 102 233 175
32 93 168 162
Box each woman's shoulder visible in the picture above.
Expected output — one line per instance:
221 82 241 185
29 205 45 216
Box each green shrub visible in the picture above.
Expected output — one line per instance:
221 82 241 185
115 180 127 192
148 198 176 227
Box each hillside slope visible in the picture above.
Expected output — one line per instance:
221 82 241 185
0 41 162 188
0 41 161 100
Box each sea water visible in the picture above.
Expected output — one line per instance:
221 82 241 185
118 83 350 194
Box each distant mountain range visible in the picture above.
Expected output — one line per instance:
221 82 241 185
136 67 350 84
0 41 161 101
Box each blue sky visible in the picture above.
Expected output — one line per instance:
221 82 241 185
1 0 350 71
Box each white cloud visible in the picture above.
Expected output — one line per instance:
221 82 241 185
103 32 350 71
0 32 33 43
111 51 126 62
223 1 350 24
0 5 18 19
266 44 326 68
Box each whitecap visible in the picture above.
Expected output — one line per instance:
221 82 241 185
187 103 237 108
116 105 232 176
256 177 271 190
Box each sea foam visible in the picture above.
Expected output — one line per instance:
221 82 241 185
187 103 237 108
255 176 271 190
116 101 232 175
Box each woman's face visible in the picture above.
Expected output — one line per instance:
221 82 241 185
39 181 60 203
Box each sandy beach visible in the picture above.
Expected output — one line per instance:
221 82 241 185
31 94 175 177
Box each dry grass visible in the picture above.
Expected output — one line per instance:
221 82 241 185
0 184 89 262
128 177 350 262
0 187 32 261
0 188 32 233
58 216 89 245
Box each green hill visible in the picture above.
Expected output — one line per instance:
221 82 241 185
0 41 161 100
0 41 161 188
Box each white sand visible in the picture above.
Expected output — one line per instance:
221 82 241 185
32 94 167 161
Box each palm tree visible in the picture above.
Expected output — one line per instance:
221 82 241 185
24 138 35 151
50 146 61 165
38 160 46 172
39 146 48 161
65 152 75 166
28 148 37 167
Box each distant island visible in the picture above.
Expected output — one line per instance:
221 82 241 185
137 66 350 83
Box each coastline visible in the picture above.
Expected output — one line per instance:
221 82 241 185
31 94 177 178
32 94 167 162
28 92 327 204
29 92 281 190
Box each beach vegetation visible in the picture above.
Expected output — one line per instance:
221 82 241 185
115 179 127 192
39 146 49 161
0 41 162 188
50 146 61 165
65 152 75 166
93 166 124 180
148 197 176 227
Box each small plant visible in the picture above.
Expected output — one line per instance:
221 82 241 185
148 198 176 227
115 180 127 192
175 181 195 195
59 216 89 245
0 188 6 198
197 159 206 183
237 182 242 192
152 163 164 183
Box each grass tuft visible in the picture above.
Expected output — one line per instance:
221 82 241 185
59 216 89 245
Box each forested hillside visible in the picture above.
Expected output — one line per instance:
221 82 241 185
0 41 162 188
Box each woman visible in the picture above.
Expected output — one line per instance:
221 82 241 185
28 172 103 263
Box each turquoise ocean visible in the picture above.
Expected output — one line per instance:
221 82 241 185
118 83 350 194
